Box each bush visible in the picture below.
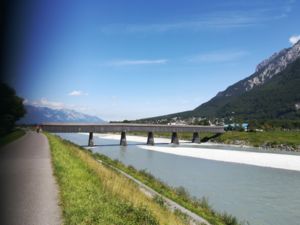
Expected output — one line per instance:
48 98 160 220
175 186 190 200
220 212 239 225
153 195 165 207
116 203 159 225
139 169 155 181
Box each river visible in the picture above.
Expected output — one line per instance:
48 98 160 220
57 133 300 225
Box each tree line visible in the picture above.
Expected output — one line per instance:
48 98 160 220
0 82 26 136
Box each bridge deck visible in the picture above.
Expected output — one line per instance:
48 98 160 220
41 123 224 133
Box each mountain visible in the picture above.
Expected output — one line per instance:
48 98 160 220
141 40 300 122
18 105 105 124
215 56 300 120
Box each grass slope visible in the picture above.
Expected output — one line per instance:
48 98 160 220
93 153 245 225
0 129 25 147
214 131 300 150
46 133 190 225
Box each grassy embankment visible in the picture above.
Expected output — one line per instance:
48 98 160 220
94 153 244 225
47 133 244 225
47 133 196 225
213 131 300 150
0 129 25 147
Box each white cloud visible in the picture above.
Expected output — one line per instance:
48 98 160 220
68 90 88 96
101 14 256 34
188 50 249 63
123 15 258 33
289 35 300 45
107 59 168 66
101 4 292 34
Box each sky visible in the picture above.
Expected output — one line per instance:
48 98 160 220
3 0 300 121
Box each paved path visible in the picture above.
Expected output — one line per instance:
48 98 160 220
0 131 61 225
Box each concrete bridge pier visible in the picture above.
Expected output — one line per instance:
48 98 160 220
192 132 200 143
88 132 94 146
147 132 155 145
120 131 127 146
171 132 179 144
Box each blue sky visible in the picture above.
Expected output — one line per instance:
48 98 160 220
6 0 300 120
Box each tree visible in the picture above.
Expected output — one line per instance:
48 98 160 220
197 119 210 126
248 120 259 131
0 82 26 136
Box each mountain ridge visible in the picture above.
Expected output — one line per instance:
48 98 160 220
18 105 105 124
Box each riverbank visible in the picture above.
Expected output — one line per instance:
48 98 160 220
97 158 210 225
0 129 25 147
94 153 243 225
47 133 244 225
46 133 199 225
57 132 300 225
213 131 300 151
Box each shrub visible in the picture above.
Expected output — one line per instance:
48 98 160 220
153 195 165 208
175 186 190 200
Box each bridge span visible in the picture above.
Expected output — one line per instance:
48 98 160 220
41 123 225 146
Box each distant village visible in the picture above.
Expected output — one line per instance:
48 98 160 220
135 116 250 132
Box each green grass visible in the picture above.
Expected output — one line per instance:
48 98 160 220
0 129 25 147
46 133 192 225
93 154 246 225
214 131 300 150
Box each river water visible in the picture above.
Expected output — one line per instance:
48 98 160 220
57 133 300 225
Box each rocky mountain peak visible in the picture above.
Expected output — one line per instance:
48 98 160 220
255 49 288 73
245 40 300 91
216 40 300 98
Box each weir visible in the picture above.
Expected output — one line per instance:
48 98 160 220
41 123 224 146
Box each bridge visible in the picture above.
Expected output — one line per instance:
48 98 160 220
41 123 225 146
